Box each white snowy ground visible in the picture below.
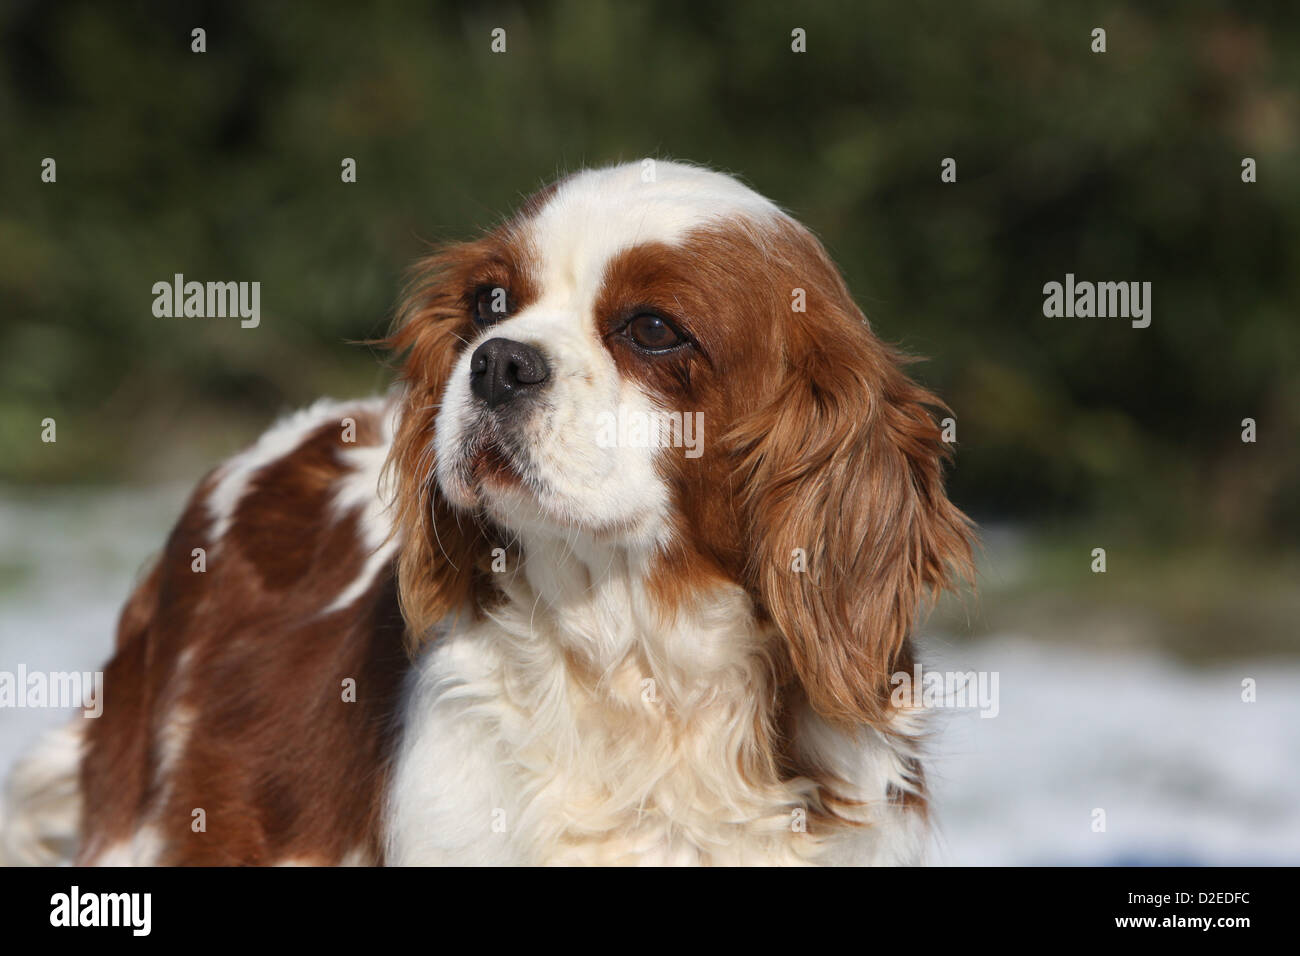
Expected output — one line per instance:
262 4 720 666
922 636 1300 865
2 488 1298 865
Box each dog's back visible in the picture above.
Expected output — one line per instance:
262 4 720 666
3 396 407 866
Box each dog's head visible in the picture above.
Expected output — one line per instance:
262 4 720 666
387 160 972 725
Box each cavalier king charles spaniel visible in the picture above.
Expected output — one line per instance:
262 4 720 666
3 160 972 866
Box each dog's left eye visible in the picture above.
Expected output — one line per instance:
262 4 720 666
473 287 510 326
625 313 685 352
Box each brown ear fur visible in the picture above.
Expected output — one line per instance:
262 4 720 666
383 246 494 645
733 262 974 728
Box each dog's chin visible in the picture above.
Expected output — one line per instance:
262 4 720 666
437 439 527 511
445 457 624 541
437 430 661 543
472 458 574 534
484 477 666 548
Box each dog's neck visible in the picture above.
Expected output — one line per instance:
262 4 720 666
439 530 815 863
501 528 769 702
391 525 925 864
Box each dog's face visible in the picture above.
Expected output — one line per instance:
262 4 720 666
430 162 782 546
389 161 973 726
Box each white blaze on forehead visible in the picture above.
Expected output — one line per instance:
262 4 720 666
522 161 782 297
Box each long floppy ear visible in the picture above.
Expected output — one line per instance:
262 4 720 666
734 308 974 728
383 247 493 646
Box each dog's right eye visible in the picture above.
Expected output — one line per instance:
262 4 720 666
473 286 510 327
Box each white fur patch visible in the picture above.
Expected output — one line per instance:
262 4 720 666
206 396 388 547
324 399 401 614
86 827 165 867
0 721 85 866
532 161 782 260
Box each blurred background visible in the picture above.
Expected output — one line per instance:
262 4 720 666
1 0 1297 863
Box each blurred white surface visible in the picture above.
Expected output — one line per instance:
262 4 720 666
923 635 1300 864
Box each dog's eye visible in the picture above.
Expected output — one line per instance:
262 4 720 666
473 287 510 326
626 313 684 352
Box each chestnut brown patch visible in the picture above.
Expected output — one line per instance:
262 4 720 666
78 403 409 865
618 218 974 817
382 215 544 645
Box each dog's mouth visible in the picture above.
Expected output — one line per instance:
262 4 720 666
435 392 553 514
441 420 533 507
468 437 521 488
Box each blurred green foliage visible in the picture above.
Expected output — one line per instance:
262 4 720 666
1 0 1297 546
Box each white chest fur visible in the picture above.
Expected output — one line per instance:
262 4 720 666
384 537 926 866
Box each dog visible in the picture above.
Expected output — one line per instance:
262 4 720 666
1 160 973 865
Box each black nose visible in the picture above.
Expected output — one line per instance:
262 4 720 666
469 338 550 409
